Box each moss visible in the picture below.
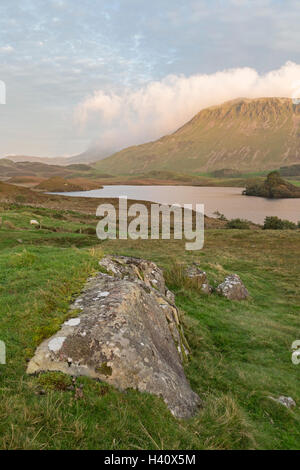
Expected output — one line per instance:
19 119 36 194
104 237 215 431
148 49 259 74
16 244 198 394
36 372 72 391
137 268 144 280
33 309 83 346
95 363 112 376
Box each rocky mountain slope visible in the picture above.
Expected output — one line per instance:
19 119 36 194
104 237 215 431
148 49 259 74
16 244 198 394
94 98 300 174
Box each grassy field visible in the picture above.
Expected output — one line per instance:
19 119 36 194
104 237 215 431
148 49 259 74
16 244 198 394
0 203 299 450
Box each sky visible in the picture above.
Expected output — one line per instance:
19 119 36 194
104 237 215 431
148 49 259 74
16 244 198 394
1 0 300 158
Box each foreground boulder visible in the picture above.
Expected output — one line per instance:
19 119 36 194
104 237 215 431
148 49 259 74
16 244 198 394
27 256 200 418
216 274 249 300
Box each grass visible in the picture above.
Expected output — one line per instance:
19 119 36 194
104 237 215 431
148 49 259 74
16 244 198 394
288 180 300 187
0 204 299 449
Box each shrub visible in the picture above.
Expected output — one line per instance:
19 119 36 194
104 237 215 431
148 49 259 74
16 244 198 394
263 216 297 230
213 211 227 221
226 218 250 229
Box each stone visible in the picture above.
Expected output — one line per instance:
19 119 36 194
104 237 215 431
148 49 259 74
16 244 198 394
269 396 296 408
201 283 213 295
27 256 200 419
185 264 207 283
185 264 213 294
99 255 166 293
100 255 177 304
165 289 176 304
216 274 249 300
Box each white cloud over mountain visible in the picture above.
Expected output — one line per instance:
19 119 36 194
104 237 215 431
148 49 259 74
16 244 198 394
76 62 300 153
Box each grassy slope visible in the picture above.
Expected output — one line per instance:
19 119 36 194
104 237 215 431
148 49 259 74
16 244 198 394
0 204 299 450
94 98 300 175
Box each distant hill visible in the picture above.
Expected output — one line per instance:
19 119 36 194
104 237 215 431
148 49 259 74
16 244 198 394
0 159 93 180
35 176 102 192
0 159 72 179
2 155 69 165
94 98 300 174
1 149 111 166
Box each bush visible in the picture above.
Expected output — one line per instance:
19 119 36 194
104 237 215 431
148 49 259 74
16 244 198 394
226 218 250 229
213 211 227 221
263 216 297 230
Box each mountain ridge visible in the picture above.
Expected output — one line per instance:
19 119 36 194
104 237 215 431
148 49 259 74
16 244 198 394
93 97 300 174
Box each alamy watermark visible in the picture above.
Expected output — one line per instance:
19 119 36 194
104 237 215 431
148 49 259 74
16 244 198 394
0 340 6 365
0 80 6 104
96 196 204 251
291 340 300 365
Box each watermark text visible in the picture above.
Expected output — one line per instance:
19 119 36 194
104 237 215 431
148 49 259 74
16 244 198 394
96 197 204 251
0 340 6 364
291 340 300 365
0 80 6 104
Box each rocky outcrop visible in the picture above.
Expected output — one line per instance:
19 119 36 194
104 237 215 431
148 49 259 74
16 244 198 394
216 274 249 301
27 256 200 418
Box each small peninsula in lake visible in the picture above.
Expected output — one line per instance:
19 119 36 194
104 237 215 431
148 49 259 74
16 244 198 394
243 171 300 198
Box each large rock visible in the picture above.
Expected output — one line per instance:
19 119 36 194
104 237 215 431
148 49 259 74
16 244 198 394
216 274 249 301
27 256 200 418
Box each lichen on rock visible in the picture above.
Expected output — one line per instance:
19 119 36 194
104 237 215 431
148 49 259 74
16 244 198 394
27 255 200 418
216 274 249 300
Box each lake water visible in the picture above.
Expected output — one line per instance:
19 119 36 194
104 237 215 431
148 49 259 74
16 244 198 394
53 185 300 224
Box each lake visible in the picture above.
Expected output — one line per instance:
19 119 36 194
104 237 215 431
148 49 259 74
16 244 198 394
53 185 300 224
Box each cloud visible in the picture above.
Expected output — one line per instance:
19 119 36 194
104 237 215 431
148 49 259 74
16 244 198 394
75 61 300 153
0 45 14 53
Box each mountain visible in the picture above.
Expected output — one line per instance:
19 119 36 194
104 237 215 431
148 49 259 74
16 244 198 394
67 146 113 165
1 147 112 166
93 98 300 174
